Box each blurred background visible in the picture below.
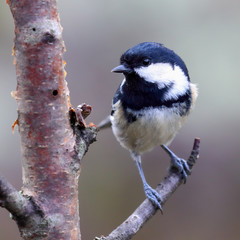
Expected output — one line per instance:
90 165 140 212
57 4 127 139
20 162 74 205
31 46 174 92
1 0 240 239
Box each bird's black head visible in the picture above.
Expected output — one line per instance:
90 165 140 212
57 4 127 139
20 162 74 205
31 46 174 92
112 42 189 78
112 42 193 115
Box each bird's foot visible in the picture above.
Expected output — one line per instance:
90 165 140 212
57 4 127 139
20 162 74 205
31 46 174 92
170 157 191 183
143 183 163 212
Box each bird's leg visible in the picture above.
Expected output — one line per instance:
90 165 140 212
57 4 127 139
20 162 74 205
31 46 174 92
161 145 191 183
131 152 163 212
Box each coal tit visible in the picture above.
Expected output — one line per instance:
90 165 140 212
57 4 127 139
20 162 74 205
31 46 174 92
110 42 198 210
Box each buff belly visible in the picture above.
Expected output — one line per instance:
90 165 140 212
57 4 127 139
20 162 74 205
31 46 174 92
111 104 188 155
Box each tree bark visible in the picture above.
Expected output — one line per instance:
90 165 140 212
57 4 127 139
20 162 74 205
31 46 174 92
5 1 97 239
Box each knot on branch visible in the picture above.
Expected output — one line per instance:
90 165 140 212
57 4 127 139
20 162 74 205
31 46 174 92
70 126 97 174
69 104 98 172
77 125 98 146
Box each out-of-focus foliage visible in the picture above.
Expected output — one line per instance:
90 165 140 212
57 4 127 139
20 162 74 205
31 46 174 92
1 1 240 239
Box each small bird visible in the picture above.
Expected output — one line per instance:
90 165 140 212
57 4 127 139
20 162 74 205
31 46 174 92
110 42 198 210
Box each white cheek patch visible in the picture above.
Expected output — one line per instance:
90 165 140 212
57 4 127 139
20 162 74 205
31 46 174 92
135 63 189 100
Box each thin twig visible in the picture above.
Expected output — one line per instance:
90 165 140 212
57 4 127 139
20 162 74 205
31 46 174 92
97 115 112 130
95 138 200 240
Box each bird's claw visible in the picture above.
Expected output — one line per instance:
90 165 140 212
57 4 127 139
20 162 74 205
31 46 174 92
144 184 163 212
170 157 191 183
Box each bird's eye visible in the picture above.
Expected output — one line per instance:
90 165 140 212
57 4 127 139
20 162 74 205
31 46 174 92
142 58 151 66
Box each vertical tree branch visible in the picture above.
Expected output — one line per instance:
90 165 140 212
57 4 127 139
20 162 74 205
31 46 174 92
5 1 97 239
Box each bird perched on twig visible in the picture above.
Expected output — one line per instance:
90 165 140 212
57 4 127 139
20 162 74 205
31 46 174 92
110 42 198 211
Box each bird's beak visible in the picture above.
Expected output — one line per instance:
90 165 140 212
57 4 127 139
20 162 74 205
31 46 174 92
111 64 132 74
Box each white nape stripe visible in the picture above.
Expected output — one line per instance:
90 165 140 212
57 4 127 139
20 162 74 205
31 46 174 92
135 63 189 100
